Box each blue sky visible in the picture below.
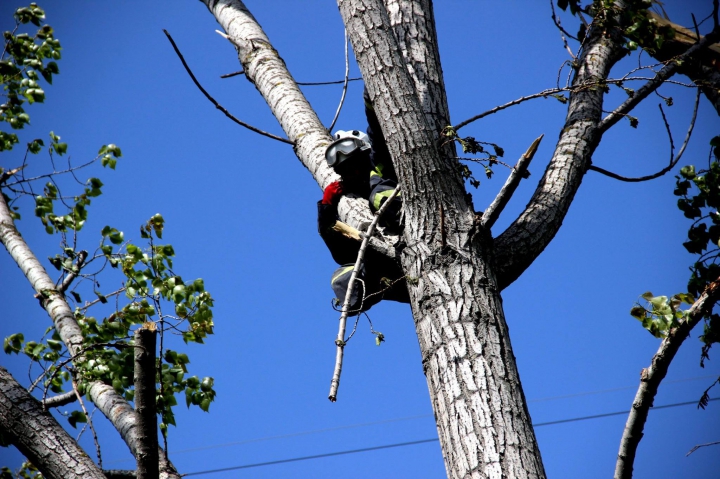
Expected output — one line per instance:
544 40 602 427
1 1 719 478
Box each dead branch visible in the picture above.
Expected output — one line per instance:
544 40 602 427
481 135 543 230
687 440 720 456
328 188 401 402
163 29 293 145
590 89 699 182
614 278 720 479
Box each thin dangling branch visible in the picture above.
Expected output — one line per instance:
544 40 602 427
328 188 401 402
328 28 350 133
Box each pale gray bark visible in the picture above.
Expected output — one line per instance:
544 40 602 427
203 0 399 257
615 279 720 479
0 366 106 479
339 1 545 478
0 193 180 479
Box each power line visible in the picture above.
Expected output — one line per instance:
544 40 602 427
103 374 719 466
183 438 438 477
182 397 718 477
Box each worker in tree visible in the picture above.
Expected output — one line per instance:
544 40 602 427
318 93 408 312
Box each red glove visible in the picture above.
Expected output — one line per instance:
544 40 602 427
321 181 344 205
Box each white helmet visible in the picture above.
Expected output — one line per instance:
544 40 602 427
325 129 371 168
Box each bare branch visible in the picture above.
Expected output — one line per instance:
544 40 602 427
615 278 720 479
0 165 26 185
454 88 566 131
297 77 362 86
328 29 350 132
328 187 400 402
687 440 720 456
72 379 102 469
163 29 293 145
219 69 243 78
481 135 543 230
590 89 700 182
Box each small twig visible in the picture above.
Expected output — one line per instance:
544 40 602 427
687 440 720 456
454 88 567 131
297 77 363 86
549 0 578 59
590 89 700 182
81 287 126 311
220 69 244 78
328 29 350 133
328 187 401 402
163 29 293 145
72 378 102 468
103 471 137 479
482 135 543 230
58 250 88 293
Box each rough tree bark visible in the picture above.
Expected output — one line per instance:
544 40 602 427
0 193 180 479
134 326 159 479
202 0 719 477
0 366 106 479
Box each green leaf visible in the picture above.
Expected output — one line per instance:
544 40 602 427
68 410 87 428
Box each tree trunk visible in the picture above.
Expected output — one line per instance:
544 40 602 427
338 1 546 477
0 367 106 479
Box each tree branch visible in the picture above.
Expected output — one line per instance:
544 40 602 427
329 188 400 402
0 366 106 479
42 389 78 408
162 29 294 145
493 6 627 291
58 249 88 293
644 11 720 115
0 193 181 479
201 0 399 263
614 278 720 479
481 135 543 230
589 89 700 182
599 26 720 133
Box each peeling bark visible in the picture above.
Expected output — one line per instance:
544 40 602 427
0 367 106 479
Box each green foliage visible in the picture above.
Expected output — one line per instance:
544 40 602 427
1 3 61 152
441 126 504 188
630 292 694 338
632 138 720 361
